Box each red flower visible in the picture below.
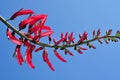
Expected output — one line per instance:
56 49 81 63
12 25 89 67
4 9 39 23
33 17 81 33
19 14 47 30
6 28 22 45
23 39 31 47
14 45 24 65
38 14 47 29
42 49 55 71
54 49 67 62
42 50 47 62
28 25 39 34
79 46 87 50
65 50 74 56
40 30 54 38
53 38 63 45
83 32 88 40
77 32 88 44
42 26 52 30
32 30 54 41
68 32 75 44
35 47 44 52
53 32 66 45
10 9 34 20
97 28 101 36
29 25 52 34
25 44 35 69
53 38 57 45
93 30 96 37
61 32 64 39
77 49 83 54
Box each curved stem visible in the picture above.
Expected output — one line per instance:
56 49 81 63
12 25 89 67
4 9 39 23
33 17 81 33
0 16 120 49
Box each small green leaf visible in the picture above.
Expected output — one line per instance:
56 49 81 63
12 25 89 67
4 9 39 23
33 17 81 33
116 31 120 37
111 38 118 42
103 38 109 44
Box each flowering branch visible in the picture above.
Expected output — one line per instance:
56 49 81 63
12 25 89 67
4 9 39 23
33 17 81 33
1 16 120 48
1 9 120 71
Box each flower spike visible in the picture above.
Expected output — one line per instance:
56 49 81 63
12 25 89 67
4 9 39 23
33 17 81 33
2 9 120 71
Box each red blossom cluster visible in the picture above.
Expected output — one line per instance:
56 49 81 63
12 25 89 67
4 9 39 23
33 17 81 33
4 9 120 71
7 9 55 70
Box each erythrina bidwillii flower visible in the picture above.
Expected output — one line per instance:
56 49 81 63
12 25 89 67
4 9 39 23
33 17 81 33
6 28 22 45
14 45 24 65
54 49 67 62
25 44 35 69
43 49 55 71
19 14 47 30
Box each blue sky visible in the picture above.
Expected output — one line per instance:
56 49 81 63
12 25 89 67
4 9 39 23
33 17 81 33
1 0 120 80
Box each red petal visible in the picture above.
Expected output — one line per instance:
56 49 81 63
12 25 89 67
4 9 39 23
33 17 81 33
64 32 68 42
42 50 47 62
28 26 39 34
83 32 88 39
68 32 74 43
23 40 31 47
70 32 74 39
25 45 35 69
61 32 64 39
56 38 64 45
79 47 87 50
35 47 43 52
67 50 74 56
42 26 52 30
97 29 101 36
46 57 55 71
53 38 57 45
38 14 47 28
93 30 96 37
6 29 22 45
65 32 68 39
19 18 34 30
29 25 52 34
40 30 54 37
10 9 34 20
77 49 83 54
15 45 24 65
19 14 47 30
43 49 55 71
25 49 35 69
54 50 67 62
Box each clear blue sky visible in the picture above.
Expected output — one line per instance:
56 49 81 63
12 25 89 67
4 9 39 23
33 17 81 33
1 0 120 80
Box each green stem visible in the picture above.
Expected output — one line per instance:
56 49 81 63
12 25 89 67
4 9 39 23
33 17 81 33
0 16 120 49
